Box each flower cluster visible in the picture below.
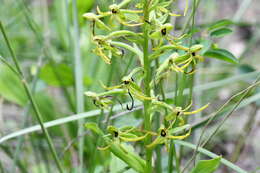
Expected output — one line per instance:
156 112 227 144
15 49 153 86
83 0 209 171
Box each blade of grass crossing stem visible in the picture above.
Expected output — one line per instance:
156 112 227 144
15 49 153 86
71 0 85 172
1 85 260 146
0 21 64 173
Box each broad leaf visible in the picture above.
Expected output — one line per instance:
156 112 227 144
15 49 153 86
238 64 255 74
208 19 233 31
39 63 74 86
190 157 221 173
210 28 233 38
0 64 27 106
199 39 212 55
204 48 239 64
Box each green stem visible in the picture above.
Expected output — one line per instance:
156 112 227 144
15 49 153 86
154 59 163 173
169 73 186 173
143 0 152 172
11 56 43 173
168 143 179 173
0 21 64 173
71 0 85 172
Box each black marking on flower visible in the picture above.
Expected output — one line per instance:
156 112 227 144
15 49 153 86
160 129 167 137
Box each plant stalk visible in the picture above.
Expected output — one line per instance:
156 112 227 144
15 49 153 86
71 0 85 172
0 21 64 173
143 0 153 172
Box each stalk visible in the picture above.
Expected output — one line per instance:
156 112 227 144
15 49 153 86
142 0 153 171
0 21 64 173
154 59 163 173
71 0 85 172
169 72 186 173
11 56 43 173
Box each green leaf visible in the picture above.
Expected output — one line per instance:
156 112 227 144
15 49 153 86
238 64 255 74
199 39 212 55
208 19 233 31
210 28 233 38
39 63 74 86
0 64 27 106
190 157 221 173
204 48 239 64
85 122 104 135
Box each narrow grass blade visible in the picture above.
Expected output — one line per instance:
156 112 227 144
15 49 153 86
71 0 85 172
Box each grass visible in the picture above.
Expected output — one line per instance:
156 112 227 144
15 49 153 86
0 21 64 173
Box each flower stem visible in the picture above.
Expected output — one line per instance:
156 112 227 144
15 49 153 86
143 0 153 172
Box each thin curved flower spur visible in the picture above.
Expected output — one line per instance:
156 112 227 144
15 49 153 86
84 90 125 110
101 67 154 101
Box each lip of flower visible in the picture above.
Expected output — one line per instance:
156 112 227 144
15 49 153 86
145 124 192 150
150 23 174 39
109 4 120 14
